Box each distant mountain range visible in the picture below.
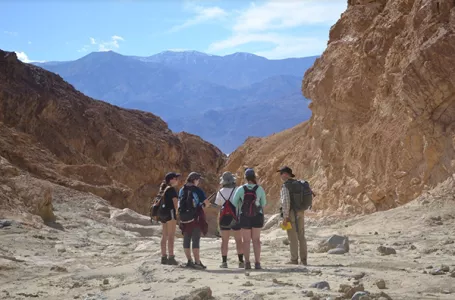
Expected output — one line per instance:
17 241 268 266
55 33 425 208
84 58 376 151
35 51 317 153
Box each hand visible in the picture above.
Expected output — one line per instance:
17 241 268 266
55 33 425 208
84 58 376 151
203 199 210 207
283 217 290 226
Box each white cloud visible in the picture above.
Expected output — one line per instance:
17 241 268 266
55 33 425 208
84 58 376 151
4 31 18 36
233 0 346 33
82 36 125 52
168 4 227 33
15 51 44 63
15 51 31 63
207 0 346 58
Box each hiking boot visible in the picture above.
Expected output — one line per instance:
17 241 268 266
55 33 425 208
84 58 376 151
301 259 308 266
255 263 262 270
161 256 168 265
245 262 252 270
238 261 245 269
167 256 178 265
286 260 299 265
220 262 228 268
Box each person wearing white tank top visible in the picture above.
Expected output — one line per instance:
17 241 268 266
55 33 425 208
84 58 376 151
215 172 244 268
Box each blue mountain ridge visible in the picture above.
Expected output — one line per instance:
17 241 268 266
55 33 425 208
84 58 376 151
35 51 318 153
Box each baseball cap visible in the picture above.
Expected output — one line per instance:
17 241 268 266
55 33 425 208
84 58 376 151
244 168 256 178
165 172 181 183
277 166 295 177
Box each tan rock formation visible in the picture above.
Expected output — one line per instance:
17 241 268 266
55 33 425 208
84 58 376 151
226 0 455 214
0 50 226 215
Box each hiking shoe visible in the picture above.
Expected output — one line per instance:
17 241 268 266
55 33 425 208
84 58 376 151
186 260 195 268
255 263 262 270
286 260 299 265
220 262 228 268
167 256 178 265
301 259 308 266
245 262 252 270
238 261 245 269
161 256 168 265
194 261 207 270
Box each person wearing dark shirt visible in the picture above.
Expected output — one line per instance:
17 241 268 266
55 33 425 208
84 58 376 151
159 172 181 265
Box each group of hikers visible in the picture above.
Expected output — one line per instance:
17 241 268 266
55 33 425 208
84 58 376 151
150 166 314 270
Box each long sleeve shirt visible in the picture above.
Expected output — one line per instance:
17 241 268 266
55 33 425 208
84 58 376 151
280 182 291 218
231 184 267 214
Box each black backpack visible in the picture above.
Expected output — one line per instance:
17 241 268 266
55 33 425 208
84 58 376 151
178 185 197 223
285 180 313 211
150 186 169 223
241 185 260 217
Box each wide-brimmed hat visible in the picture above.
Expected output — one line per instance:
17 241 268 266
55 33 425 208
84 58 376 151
277 166 295 177
220 171 236 186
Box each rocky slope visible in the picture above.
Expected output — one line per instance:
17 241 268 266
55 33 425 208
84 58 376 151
0 50 226 215
226 0 455 214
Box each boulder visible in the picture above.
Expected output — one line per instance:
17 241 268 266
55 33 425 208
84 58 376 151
317 235 349 253
110 208 151 226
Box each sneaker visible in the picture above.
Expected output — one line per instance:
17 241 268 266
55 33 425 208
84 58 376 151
238 261 245 269
167 256 178 265
245 262 252 270
286 260 299 265
186 260 195 268
220 262 228 268
194 261 207 270
255 263 262 270
161 256 168 265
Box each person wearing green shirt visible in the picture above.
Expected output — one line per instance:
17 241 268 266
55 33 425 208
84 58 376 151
231 168 267 270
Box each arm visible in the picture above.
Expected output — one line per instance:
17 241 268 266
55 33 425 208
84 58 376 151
231 186 244 209
257 186 267 208
281 184 291 220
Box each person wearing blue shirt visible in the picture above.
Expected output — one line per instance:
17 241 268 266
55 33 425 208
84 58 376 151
231 168 267 270
178 172 209 269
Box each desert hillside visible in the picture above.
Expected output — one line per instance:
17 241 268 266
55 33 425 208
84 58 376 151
0 50 226 215
226 0 455 214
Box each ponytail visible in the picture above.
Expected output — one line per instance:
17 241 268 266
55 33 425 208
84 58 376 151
246 175 257 185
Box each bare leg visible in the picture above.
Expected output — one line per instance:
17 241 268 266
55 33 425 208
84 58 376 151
221 230 230 256
161 222 168 256
251 228 261 264
167 220 177 256
242 229 252 263
233 230 243 255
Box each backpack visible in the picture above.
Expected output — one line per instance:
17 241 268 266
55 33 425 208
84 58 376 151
178 185 197 223
219 188 238 229
285 180 313 211
150 186 170 223
241 185 260 218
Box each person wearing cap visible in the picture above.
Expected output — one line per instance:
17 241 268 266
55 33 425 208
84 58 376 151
159 172 181 265
214 171 244 268
178 172 210 269
278 166 308 265
231 168 267 270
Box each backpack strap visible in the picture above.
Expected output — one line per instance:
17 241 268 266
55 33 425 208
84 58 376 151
219 188 235 202
252 185 259 192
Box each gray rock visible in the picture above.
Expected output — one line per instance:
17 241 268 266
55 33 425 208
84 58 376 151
353 272 366 280
310 281 330 290
451 270 455 278
103 279 109 285
306 291 314 297
94 204 110 213
50 266 68 272
110 208 151 226
55 245 66 253
317 235 349 253
328 248 346 255
173 287 212 300
352 292 369 300
440 265 450 272
377 246 396 255
282 238 290 246
375 279 386 289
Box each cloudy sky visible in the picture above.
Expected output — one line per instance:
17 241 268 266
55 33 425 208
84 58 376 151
1 0 347 62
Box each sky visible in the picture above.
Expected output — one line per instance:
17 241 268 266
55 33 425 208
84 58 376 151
1 0 347 63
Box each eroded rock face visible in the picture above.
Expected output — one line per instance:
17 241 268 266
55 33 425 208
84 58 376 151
226 0 455 214
0 50 226 215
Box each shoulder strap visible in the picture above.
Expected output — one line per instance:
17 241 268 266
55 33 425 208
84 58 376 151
220 188 235 202
252 185 259 192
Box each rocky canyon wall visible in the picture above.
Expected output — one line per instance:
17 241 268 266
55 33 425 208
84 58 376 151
0 50 226 215
226 0 455 214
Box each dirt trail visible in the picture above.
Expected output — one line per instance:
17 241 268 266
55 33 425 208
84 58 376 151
1 178 455 300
